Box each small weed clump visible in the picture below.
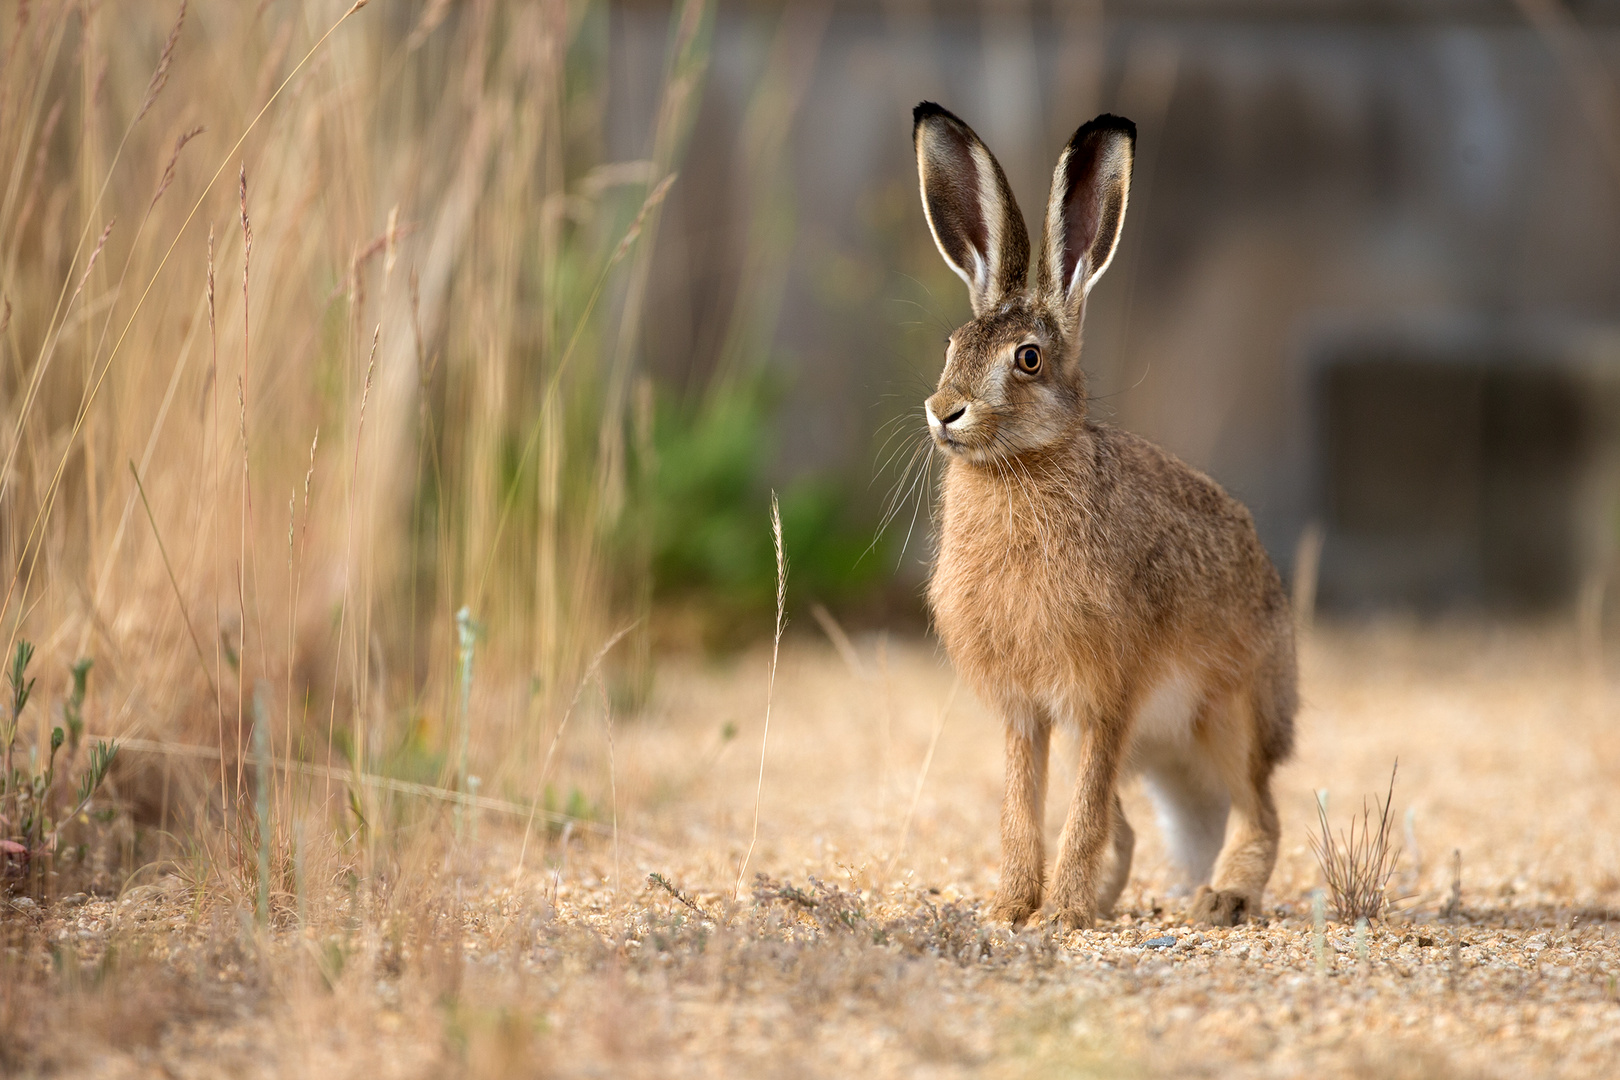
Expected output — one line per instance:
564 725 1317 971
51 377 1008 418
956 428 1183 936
1 642 118 893
1310 763 1401 923
750 873 1056 969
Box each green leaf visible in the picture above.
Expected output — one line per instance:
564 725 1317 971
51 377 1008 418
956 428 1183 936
8 638 35 719
69 658 93 705
346 787 368 834
65 658 92 747
76 740 118 805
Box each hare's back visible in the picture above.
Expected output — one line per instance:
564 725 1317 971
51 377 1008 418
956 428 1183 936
1086 424 1288 635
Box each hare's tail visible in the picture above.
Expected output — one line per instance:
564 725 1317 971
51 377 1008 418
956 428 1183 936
1253 633 1298 767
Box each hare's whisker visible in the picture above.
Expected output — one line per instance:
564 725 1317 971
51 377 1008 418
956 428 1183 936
875 435 931 540
898 450 935 567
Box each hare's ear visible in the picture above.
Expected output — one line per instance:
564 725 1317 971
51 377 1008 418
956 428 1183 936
913 102 1030 316
1038 114 1135 324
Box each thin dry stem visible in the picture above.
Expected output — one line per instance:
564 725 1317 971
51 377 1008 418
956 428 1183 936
600 675 620 898
207 223 225 815
129 460 215 698
514 623 637 878
68 218 115 318
135 1 186 123
325 326 380 812
100 736 636 844
149 126 203 212
889 674 959 875
734 492 786 898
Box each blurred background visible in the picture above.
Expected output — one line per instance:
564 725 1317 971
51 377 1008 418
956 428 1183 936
627 0 1620 619
6 0 1620 878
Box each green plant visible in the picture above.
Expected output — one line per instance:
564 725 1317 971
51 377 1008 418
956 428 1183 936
626 375 888 624
1 641 118 886
543 784 600 838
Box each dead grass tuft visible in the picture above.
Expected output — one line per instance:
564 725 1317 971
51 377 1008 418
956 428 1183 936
1311 762 1403 923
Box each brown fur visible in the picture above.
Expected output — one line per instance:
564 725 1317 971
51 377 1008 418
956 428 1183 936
912 103 1296 929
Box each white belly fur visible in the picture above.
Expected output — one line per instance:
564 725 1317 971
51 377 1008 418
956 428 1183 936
1126 663 1201 767
1125 663 1232 885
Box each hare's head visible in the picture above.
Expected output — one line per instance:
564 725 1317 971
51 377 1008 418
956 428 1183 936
914 103 1134 463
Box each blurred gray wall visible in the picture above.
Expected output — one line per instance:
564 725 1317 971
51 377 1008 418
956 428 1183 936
608 0 1620 610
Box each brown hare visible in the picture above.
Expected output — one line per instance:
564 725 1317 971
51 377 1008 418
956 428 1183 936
912 102 1296 930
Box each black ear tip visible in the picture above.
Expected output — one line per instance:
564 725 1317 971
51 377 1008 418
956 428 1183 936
913 100 960 129
1070 113 1137 149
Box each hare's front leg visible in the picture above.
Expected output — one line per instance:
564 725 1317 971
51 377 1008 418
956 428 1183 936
1049 719 1126 930
987 718 1049 927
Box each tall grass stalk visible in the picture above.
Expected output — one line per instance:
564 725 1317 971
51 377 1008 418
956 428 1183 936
514 624 637 880
888 675 959 877
129 461 214 697
735 493 787 899
330 327 377 824
251 681 271 926
602 675 620 898
1312 889 1327 977
454 605 475 840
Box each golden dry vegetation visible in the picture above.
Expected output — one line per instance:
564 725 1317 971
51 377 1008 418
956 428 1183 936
6 622 1620 1078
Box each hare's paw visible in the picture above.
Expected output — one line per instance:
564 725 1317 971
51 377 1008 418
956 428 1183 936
1190 886 1255 926
987 891 1042 928
1050 904 1096 932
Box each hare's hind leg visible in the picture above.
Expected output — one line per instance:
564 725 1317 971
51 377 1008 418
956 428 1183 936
1191 686 1283 926
1095 793 1135 917
988 715 1050 927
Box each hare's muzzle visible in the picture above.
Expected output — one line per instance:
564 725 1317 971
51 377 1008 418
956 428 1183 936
926 391 973 449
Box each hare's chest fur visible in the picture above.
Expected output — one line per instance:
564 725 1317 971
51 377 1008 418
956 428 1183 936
928 459 1124 706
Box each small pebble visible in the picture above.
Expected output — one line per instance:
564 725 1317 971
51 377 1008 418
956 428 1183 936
1143 935 1177 950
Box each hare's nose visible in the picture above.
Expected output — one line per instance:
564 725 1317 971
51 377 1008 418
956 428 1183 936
926 393 970 433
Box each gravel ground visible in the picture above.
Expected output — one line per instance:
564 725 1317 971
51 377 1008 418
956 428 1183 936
4 620 1619 1078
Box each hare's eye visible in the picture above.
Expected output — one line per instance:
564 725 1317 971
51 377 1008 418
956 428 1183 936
1015 344 1042 374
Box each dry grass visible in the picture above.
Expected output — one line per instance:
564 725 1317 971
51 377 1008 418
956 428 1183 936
2 621 1620 1078
1310 763 1403 924
0 0 708 892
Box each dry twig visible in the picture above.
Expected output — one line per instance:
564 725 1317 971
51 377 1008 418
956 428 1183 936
648 873 716 921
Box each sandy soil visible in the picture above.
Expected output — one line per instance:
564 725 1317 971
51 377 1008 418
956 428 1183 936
5 620 1620 1078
